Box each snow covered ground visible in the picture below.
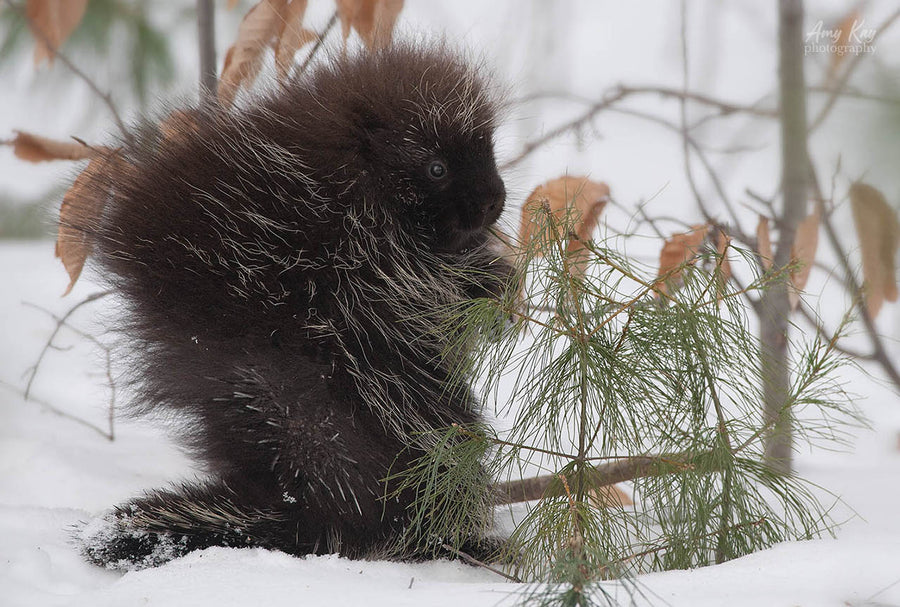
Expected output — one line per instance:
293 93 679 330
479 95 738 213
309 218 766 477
2 242 900 607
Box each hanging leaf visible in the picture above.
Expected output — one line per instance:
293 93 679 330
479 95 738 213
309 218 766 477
850 182 900 319
26 0 88 66
589 485 633 508
518 175 610 255
56 153 121 295
3 130 104 163
826 8 860 85
218 0 288 107
335 0 404 51
275 0 318 78
655 224 710 296
756 215 773 271
158 109 201 145
788 207 820 311
715 229 732 301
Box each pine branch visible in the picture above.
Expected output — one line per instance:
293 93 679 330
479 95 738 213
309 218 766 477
492 452 706 505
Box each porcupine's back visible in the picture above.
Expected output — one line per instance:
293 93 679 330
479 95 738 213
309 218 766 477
82 44 506 432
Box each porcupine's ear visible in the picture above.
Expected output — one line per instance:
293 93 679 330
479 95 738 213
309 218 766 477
349 102 392 157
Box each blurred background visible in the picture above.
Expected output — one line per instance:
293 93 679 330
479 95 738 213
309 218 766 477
1 0 899 365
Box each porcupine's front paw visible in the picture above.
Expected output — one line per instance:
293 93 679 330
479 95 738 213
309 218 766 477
77 506 190 571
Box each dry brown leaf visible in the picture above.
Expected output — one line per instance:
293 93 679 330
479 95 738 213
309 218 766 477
26 0 88 66
56 154 120 295
715 229 732 300
589 485 633 509
756 215 773 271
788 208 821 311
218 0 288 107
518 175 610 255
158 109 202 145
655 224 710 296
275 0 318 78
335 0 404 51
850 182 900 319
827 8 860 85
3 130 104 163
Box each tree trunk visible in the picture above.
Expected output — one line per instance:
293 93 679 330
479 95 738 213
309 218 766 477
761 0 809 474
197 0 217 102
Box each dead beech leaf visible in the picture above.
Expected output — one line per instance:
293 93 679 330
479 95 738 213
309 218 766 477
3 130 102 163
158 109 201 145
788 208 820 311
589 485 633 509
655 224 710 296
827 8 860 85
336 0 404 51
26 0 88 66
715 229 732 299
850 182 900 319
218 0 288 107
275 0 318 78
56 153 119 295
756 215 773 271
519 176 610 255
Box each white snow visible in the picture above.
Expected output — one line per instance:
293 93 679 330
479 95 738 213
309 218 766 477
2 242 900 607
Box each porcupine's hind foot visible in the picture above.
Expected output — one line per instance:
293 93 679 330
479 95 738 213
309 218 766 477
77 481 295 570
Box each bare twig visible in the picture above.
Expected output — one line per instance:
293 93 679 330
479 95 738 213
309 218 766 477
492 452 703 505
22 291 111 398
606 105 752 243
22 296 117 440
295 10 337 77
795 303 872 360
808 8 900 134
5 0 133 143
808 162 900 391
440 544 521 582
514 86 777 119
598 517 767 574
501 88 630 170
0 380 113 441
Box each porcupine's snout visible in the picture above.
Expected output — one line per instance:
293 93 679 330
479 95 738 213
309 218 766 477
465 171 506 232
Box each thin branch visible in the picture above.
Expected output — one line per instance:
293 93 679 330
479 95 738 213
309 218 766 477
440 544 521 582
808 162 900 391
295 10 337 77
5 0 133 143
807 8 900 134
794 303 872 360
501 88 630 170
808 85 900 107
513 86 777 119
598 517 767 574
22 297 117 440
606 105 751 243
22 291 112 399
491 452 703 505
0 380 113 441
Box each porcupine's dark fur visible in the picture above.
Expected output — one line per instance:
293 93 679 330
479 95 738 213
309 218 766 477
75 43 512 570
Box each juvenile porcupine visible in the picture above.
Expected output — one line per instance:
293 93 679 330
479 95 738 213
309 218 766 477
76 44 512 570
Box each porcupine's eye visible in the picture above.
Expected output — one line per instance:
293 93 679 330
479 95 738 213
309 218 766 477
426 159 448 181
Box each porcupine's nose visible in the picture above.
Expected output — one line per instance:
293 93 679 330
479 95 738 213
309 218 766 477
482 178 506 227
